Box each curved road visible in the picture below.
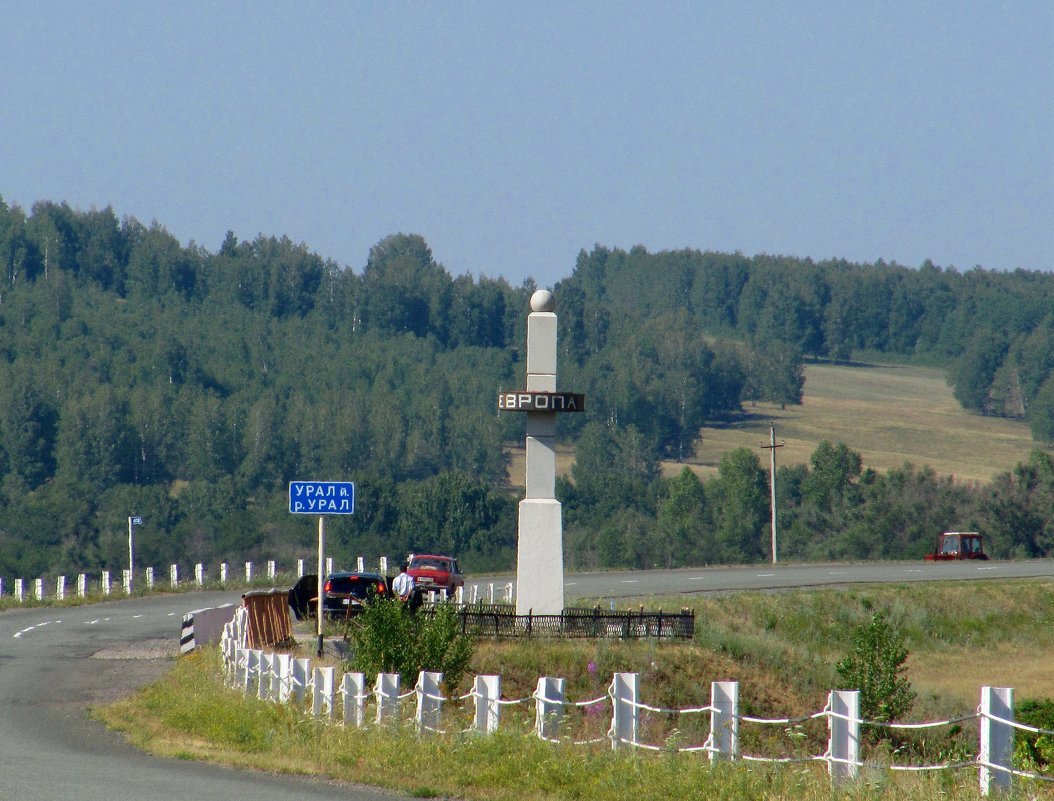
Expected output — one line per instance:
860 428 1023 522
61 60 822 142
0 591 400 801
3 559 1053 799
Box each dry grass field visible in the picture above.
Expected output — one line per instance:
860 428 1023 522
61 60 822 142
508 361 1045 487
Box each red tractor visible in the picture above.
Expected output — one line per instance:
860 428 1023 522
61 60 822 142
924 531 989 561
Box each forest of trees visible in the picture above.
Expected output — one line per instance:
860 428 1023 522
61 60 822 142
0 196 1051 580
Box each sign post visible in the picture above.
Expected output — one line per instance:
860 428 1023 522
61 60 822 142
289 482 355 656
127 516 143 592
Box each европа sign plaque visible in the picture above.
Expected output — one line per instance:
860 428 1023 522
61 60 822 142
498 391 585 412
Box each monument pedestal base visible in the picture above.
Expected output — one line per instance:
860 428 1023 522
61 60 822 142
515 498 564 615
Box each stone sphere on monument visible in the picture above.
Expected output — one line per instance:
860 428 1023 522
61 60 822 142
530 289 555 312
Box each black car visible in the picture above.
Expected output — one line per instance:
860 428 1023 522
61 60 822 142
288 571 392 620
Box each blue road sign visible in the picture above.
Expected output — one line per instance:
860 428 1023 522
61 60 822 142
288 481 355 515
130 516 143 525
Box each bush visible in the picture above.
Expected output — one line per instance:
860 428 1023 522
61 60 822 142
1015 698 1054 773
345 599 473 691
835 610 916 734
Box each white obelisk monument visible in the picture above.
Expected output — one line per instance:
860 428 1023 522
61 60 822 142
499 289 583 615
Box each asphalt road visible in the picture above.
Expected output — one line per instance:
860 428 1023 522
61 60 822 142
470 558 1054 604
4 559 1053 799
0 591 401 801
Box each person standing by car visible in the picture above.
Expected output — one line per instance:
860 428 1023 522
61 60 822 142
393 561 416 608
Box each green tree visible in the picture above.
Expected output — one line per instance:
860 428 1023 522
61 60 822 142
346 599 473 691
1029 373 1054 444
707 448 767 563
655 467 713 567
835 610 916 734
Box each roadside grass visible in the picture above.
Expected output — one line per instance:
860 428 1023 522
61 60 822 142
94 579 1054 800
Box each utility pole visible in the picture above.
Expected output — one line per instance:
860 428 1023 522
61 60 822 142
759 425 785 564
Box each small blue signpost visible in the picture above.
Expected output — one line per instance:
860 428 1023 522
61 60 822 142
289 481 355 656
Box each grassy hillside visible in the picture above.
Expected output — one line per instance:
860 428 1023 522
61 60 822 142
96 579 1054 800
692 361 1040 484
509 361 1042 487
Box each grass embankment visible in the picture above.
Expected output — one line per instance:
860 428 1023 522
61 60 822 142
95 579 1054 800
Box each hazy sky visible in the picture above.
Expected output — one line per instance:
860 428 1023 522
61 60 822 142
2 2 1051 289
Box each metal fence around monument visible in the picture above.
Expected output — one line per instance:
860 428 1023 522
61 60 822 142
449 604 694 640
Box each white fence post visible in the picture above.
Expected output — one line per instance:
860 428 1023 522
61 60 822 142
195 563 204 587
980 686 1014 796
77 573 86 597
535 677 566 740
169 564 178 588
292 658 312 706
356 556 364 572
245 561 252 583
504 582 514 603
455 585 464 605
220 563 227 584
234 647 249 691
474 675 501 733
34 578 44 601
470 584 479 604
379 556 389 575
297 558 304 578
275 654 293 703
488 583 495 604
341 672 367 728
416 671 444 734
610 672 639 749
375 673 401 724
313 667 336 721
102 571 111 595
710 681 739 762
123 569 132 594
245 649 262 695
267 560 276 580
57 575 66 601
828 690 860 783
258 653 275 701
146 567 154 589
325 557 333 575
15 578 24 603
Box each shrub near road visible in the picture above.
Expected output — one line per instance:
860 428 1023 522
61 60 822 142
96 580 1054 799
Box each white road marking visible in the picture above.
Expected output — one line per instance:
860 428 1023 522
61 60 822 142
687 576 708 581
756 573 775 577
622 580 640 584
13 620 59 638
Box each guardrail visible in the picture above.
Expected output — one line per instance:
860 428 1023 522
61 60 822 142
216 607 1049 797
0 556 517 605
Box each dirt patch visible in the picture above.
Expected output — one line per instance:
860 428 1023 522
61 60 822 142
92 638 179 661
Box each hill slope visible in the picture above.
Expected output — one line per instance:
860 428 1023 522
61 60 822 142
507 360 1042 488
688 361 1040 484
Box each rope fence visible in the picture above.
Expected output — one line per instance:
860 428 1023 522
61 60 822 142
216 606 1047 796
